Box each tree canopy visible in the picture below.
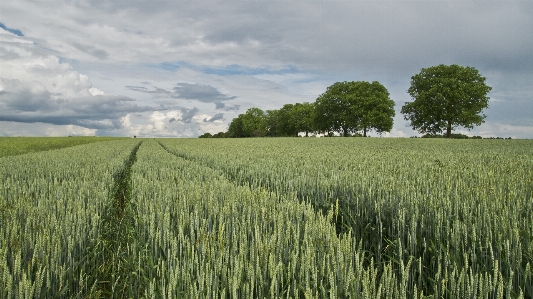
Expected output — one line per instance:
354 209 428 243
266 104 297 137
401 64 492 138
227 108 266 137
314 81 395 137
290 102 315 137
205 81 395 138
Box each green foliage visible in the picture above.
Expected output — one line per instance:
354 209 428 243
402 64 492 138
227 108 268 137
315 81 395 137
266 104 297 137
291 102 315 137
198 132 213 138
199 132 228 138
241 107 267 137
356 81 395 136
421 133 471 138
96 142 146 297
314 81 357 136
265 103 314 137
212 131 228 138
227 114 245 137
219 80 394 139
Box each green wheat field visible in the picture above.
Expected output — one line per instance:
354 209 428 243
1 137 532 298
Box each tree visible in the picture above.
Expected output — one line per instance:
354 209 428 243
314 82 359 136
271 104 298 137
241 107 267 137
402 64 492 138
212 131 228 138
265 109 282 137
227 108 267 138
227 115 245 137
291 102 315 137
314 81 395 137
353 81 395 137
198 132 212 138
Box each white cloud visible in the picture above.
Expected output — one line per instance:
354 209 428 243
1 29 93 98
0 28 152 135
89 87 105 96
0 121 96 136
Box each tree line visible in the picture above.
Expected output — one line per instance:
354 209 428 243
200 64 492 138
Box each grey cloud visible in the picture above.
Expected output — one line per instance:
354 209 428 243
126 85 174 98
203 113 224 122
485 98 533 127
0 80 152 129
215 101 240 111
183 2 533 75
215 102 225 109
8 1 533 76
127 83 237 104
0 79 57 112
173 83 237 103
72 43 109 60
3 0 533 137
179 107 199 123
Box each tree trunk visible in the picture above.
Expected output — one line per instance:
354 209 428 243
343 127 348 137
446 121 452 138
305 131 309 137
363 126 367 137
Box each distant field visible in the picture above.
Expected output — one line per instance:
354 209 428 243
0 136 128 157
1 138 531 298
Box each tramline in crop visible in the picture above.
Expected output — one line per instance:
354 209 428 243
0 139 140 298
1 137 531 298
158 138 533 298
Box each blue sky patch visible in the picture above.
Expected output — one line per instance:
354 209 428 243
201 64 299 76
0 22 23 36
158 62 181 72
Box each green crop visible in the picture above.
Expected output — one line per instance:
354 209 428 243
0 137 126 158
0 139 140 298
158 138 533 298
1 138 531 298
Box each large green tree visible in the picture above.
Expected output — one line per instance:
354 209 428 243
227 108 267 137
353 81 395 137
266 103 315 137
241 107 267 137
227 114 245 137
314 82 359 136
315 81 395 137
402 64 492 138
275 104 298 137
290 102 315 137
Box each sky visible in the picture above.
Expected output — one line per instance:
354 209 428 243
0 0 532 138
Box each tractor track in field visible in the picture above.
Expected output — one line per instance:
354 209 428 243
88 141 145 298
156 141 352 234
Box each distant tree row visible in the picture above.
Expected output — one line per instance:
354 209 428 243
200 64 492 138
411 134 511 139
200 103 315 138
201 81 396 138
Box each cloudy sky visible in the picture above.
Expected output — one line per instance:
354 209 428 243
1 0 532 138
